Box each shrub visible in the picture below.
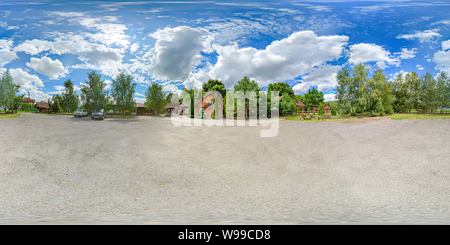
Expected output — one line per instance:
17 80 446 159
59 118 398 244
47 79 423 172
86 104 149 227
318 103 325 115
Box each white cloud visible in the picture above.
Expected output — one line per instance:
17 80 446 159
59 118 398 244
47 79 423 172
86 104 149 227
162 84 182 96
146 26 213 81
208 30 349 89
397 29 441 43
433 49 450 74
395 48 418 60
14 39 53 55
442 40 450 51
183 69 211 89
348 43 400 69
0 39 18 67
301 65 341 92
324 93 336 102
9 68 44 89
292 82 310 94
26 57 68 80
129 42 139 53
416 64 424 70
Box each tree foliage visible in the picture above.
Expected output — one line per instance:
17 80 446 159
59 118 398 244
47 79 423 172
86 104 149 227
0 70 19 113
80 71 108 113
267 82 294 97
145 82 167 115
111 72 136 117
202 79 226 98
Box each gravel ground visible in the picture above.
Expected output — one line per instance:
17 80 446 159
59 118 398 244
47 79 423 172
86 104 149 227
0 113 450 224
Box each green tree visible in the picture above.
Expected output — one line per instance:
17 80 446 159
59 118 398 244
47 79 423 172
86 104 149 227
80 71 108 113
0 70 17 113
202 79 226 98
436 71 450 113
267 82 294 97
352 63 370 116
111 72 136 117
279 93 296 119
303 87 324 111
51 94 63 113
318 102 325 115
145 82 166 115
335 68 352 115
61 79 78 113
419 72 438 114
233 76 261 119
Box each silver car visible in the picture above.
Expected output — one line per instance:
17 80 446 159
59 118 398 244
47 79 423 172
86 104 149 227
91 108 106 120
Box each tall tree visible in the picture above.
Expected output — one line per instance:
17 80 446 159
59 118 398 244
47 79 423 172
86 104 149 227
80 71 108 113
302 87 324 110
0 70 17 113
352 63 370 116
279 93 296 119
233 76 262 119
335 68 352 115
436 71 450 113
61 79 78 113
267 82 294 98
145 82 166 115
202 79 226 98
419 72 438 114
111 72 136 117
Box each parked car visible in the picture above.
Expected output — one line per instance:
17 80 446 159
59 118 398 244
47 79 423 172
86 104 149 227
91 108 106 120
73 109 88 117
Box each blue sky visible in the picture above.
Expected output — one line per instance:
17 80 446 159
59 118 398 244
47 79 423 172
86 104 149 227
1 0 450 103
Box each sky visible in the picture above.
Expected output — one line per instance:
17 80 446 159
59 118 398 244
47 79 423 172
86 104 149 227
1 0 450 104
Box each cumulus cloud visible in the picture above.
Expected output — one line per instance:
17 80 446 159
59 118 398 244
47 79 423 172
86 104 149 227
26 57 68 80
0 40 18 67
348 43 400 69
324 93 336 102
442 40 450 51
147 26 213 81
397 29 441 43
433 49 450 74
208 30 349 89
0 68 49 102
162 84 182 96
395 48 418 60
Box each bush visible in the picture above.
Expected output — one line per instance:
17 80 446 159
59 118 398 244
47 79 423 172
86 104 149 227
318 103 325 115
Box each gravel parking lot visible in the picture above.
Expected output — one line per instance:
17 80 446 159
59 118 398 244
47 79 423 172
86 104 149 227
1 113 450 224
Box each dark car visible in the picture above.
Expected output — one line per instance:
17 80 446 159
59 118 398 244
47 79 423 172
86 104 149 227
91 108 106 120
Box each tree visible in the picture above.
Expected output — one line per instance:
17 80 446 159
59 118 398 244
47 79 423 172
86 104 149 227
419 72 438 114
111 72 136 117
436 71 450 113
145 82 166 115
352 63 370 116
318 102 325 115
202 79 226 98
233 76 262 119
335 68 352 115
80 71 108 113
61 79 78 113
279 93 296 119
267 82 294 98
303 87 324 111
0 70 17 113
51 94 62 113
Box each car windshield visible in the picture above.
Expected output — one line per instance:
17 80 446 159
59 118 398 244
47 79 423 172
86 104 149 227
77 109 83 112
93 109 103 113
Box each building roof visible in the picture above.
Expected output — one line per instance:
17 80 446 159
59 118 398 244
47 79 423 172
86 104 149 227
296 100 305 107
22 98 35 103
166 102 182 108
35 102 50 109
323 105 330 110
136 103 145 108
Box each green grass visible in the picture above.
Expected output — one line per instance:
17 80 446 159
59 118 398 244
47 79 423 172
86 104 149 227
388 113 450 120
18 110 34 113
0 113 20 119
